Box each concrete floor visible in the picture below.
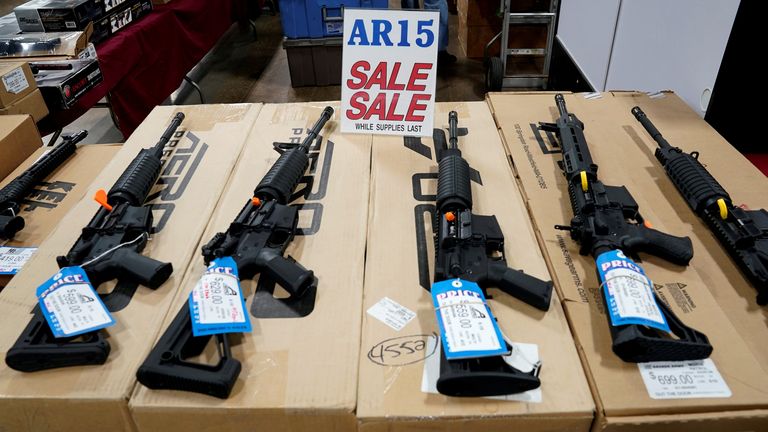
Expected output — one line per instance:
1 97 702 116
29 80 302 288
1 1 487 143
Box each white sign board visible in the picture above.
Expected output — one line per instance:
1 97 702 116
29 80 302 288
340 9 439 137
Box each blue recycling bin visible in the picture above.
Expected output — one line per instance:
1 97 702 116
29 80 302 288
280 0 389 38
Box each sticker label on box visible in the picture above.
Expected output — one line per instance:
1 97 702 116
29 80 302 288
431 279 509 360
367 297 416 331
0 247 37 275
36 266 115 338
597 250 670 332
189 256 251 337
2 67 29 94
638 359 732 399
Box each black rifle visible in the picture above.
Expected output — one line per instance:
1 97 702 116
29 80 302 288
431 111 553 397
632 107 768 305
1 130 87 239
5 113 184 372
0 37 61 57
539 94 712 362
136 107 334 399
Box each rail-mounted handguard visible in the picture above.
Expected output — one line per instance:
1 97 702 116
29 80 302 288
137 107 334 399
632 106 768 305
430 111 552 397
541 94 712 363
0 130 87 239
5 114 184 373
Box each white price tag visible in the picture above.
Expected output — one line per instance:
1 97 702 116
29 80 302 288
191 272 246 325
638 359 732 399
42 282 112 336
431 279 508 359
2 67 29 94
597 250 670 332
606 268 665 324
367 297 416 331
421 339 542 402
0 247 37 275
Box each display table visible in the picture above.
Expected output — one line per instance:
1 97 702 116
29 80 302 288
37 0 242 138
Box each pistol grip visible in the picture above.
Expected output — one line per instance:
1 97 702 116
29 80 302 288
137 304 242 399
262 253 314 298
0 214 24 240
624 226 693 266
110 248 174 289
489 263 553 311
5 309 110 372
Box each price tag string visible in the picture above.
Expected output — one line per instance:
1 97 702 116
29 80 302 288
599 273 651 290
80 232 148 268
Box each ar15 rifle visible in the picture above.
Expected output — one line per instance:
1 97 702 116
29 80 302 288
539 94 712 362
1 130 87 239
5 113 184 372
632 107 768 305
136 106 334 399
431 111 553 397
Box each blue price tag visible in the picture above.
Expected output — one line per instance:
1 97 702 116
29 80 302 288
596 250 670 333
189 256 252 337
36 266 115 338
431 279 509 360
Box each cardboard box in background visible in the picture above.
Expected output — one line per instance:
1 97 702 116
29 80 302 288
608 92 768 378
90 0 153 45
0 115 41 180
0 62 35 108
0 103 262 432
489 91 768 431
14 0 105 32
357 101 594 432
35 58 103 109
0 88 48 122
0 143 120 288
129 103 371 432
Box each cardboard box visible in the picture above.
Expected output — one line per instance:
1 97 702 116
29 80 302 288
0 103 262 432
458 0 501 27
0 143 120 288
14 0 106 32
488 91 768 431
129 102 371 432
357 101 594 431
0 62 36 108
91 0 153 45
0 115 42 181
35 58 103 109
0 88 49 122
607 92 768 381
0 13 21 36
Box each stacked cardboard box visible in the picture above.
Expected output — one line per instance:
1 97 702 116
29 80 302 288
129 103 372 432
489 91 768 431
357 101 594 431
0 104 261 431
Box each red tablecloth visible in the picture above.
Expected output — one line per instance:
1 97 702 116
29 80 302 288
38 0 241 138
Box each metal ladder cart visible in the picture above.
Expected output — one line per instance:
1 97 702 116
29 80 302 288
484 0 558 90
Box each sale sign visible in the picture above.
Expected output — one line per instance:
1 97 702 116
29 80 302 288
340 9 439 137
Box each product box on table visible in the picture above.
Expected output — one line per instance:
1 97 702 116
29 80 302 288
488 91 768 431
129 102 371 432
357 101 594 432
0 115 41 180
14 0 107 32
34 57 102 109
90 0 153 45
0 103 262 432
0 61 36 108
609 92 768 391
0 143 121 289
0 88 49 122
